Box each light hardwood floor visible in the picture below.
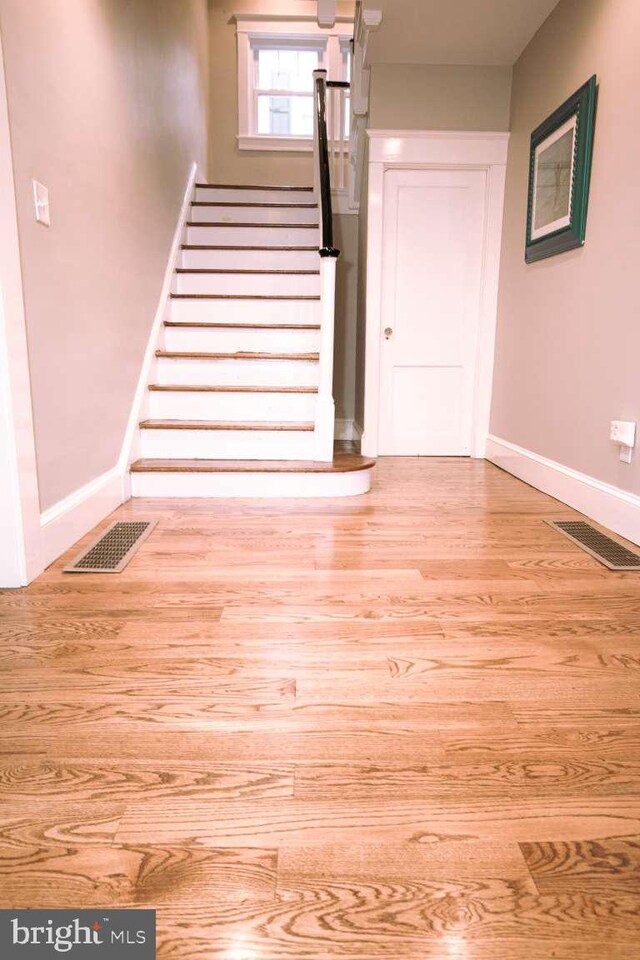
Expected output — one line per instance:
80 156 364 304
1 457 640 958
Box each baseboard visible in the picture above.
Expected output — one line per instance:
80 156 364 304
39 466 122 569
335 418 356 442
486 434 640 547
119 161 200 497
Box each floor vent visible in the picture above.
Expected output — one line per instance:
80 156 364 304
546 519 640 570
63 520 157 573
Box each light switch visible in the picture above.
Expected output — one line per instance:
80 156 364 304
32 180 50 226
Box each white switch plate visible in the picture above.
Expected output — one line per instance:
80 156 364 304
32 180 50 226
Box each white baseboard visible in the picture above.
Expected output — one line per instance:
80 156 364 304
335 418 356 442
486 434 640 547
119 161 200 498
40 467 123 569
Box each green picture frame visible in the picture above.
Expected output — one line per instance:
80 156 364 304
525 75 597 263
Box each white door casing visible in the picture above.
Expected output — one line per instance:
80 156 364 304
361 131 509 459
378 167 486 455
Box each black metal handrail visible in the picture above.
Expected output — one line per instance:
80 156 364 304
314 72 340 258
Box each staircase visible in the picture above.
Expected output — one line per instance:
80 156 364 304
129 179 374 498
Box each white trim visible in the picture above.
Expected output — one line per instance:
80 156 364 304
39 467 123 570
360 130 509 460
238 134 314 153
332 187 358 214
119 162 199 498
486 435 640 548
335 418 356 442
0 30 42 587
232 14 355 25
131 466 373 499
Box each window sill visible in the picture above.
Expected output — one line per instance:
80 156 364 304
238 134 314 153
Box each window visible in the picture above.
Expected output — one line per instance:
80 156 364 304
236 18 353 152
254 44 323 138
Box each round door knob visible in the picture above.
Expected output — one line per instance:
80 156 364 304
384 327 393 339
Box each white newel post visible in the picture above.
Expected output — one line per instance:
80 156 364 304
314 254 337 461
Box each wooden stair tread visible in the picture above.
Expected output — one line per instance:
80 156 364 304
196 182 313 192
155 350 319 361
187 221 318 229
175 268 319 275
131 453 375 474
192 201 318 209
170 294 320 301
148 384 318 394
139 419 314 432
164 322 321 330
181 245 319 251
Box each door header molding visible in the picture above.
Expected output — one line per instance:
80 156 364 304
366 128 510 166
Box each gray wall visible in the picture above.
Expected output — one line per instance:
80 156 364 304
490 0 640 493
0 0 209 510
369 63 512 131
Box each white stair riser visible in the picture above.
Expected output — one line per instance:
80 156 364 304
140 428 315 460
164 326 320 354
187 225 320 247
195 187 315 204
149 390 317 422
181 248 319 270
175 273 320 296
156 357 319 388
191 204 318 225
131 469 373 498
170 298 321 326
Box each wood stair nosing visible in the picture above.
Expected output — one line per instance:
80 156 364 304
170 294 321 301
164 321 321 331
186 221 319 229
148 384 318 394
139 419 314 432
175 268 320 276
155 350 320 361
195 183 314 192
130 454 376 474
181 244 319 252
192 201 318 209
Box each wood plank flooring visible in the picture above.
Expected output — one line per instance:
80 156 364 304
2 456 640 958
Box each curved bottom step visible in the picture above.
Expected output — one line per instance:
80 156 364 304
129 453 375 498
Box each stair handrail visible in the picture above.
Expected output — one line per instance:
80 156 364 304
313 70 339 257
312 69 339 461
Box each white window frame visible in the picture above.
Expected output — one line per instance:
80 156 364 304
235 18 353 152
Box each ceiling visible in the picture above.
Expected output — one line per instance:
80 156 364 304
364 0 561 66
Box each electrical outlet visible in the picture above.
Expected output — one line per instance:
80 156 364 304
610 420 636 463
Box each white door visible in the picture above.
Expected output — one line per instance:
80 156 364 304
378 167 486 455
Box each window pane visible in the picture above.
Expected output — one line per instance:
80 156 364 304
257 48 318 92
257 95 314 136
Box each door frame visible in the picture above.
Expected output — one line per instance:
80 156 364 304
360 130 509 459
0 28 42 587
